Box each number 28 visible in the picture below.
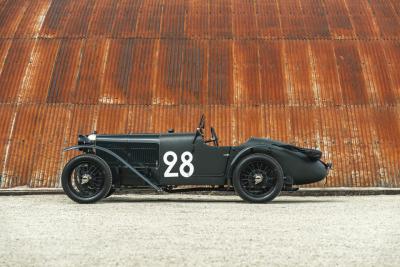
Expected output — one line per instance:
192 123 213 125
163 151 194 178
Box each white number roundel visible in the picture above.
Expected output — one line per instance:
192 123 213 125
163 151 194 178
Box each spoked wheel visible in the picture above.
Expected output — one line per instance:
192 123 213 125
233 154 284 203
61 154 112 204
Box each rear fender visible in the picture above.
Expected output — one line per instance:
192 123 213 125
228 145 273 180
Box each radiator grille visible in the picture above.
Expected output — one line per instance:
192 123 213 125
99 142 159 167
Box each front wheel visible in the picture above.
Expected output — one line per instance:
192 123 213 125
61 154 112 204
104 188 115 198
233 154 284 203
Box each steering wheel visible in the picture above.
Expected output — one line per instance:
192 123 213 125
193 114 206 143
210 127 219 146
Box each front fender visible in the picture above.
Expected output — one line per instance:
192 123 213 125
63 145 162 192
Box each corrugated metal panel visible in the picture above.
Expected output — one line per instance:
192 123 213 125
29 104 70 187
0 40 34 103
345 0 379 39
207 105 234 146
262 105 291 145
127 105 152 133
279 0 307 39
255 0 282 38
0 0 400 188
86 0 118 37
155 39 180 104
334 41 368 105
47 39 83 103
358 41 396 105
315 106 343 187
101 39 134 104
302 2 331 39
161 1 186 38
284 41 314 105
136 0 163 38
20 39 60 103
181 40 208 104
324 0 354 39
368 0 400 38
97 105 129 133
63 0 94 38
258 41 287 104
152 39 208 105
0 0 6 12
2 104 41 187
151 105 188 133
112 0 141 38
14 0 52 38
235 106 264 144
209 0 232 38
0 0 29 38
39 0 72 38
346 106 372 187
371 107 400 187
309 40 343 106
232 0 258 38
64 105 97 147
0 39 12 73
185 0 208 38
234 40 261 105
382 41 400 103
208 40 233 105
74 39 109 104
0 104 15 187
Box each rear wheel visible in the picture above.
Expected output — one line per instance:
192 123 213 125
233 154 284 203
61 154 112 204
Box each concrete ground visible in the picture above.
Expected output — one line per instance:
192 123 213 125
0 194 399 267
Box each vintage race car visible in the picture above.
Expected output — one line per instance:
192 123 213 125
62 115 331 203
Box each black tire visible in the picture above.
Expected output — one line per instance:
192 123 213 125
104 188 115 198
233 153 284 203
61 154 112 204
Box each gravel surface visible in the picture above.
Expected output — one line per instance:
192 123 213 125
0 194 399 267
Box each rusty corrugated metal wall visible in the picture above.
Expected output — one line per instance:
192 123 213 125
0 0 399 188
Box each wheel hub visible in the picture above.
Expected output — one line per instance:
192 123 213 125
80 173 91 184
253 173 264 185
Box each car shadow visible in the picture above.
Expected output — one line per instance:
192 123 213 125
102 196 341 204
103 197 243 203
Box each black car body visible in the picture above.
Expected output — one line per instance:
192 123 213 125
62 115 331 203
